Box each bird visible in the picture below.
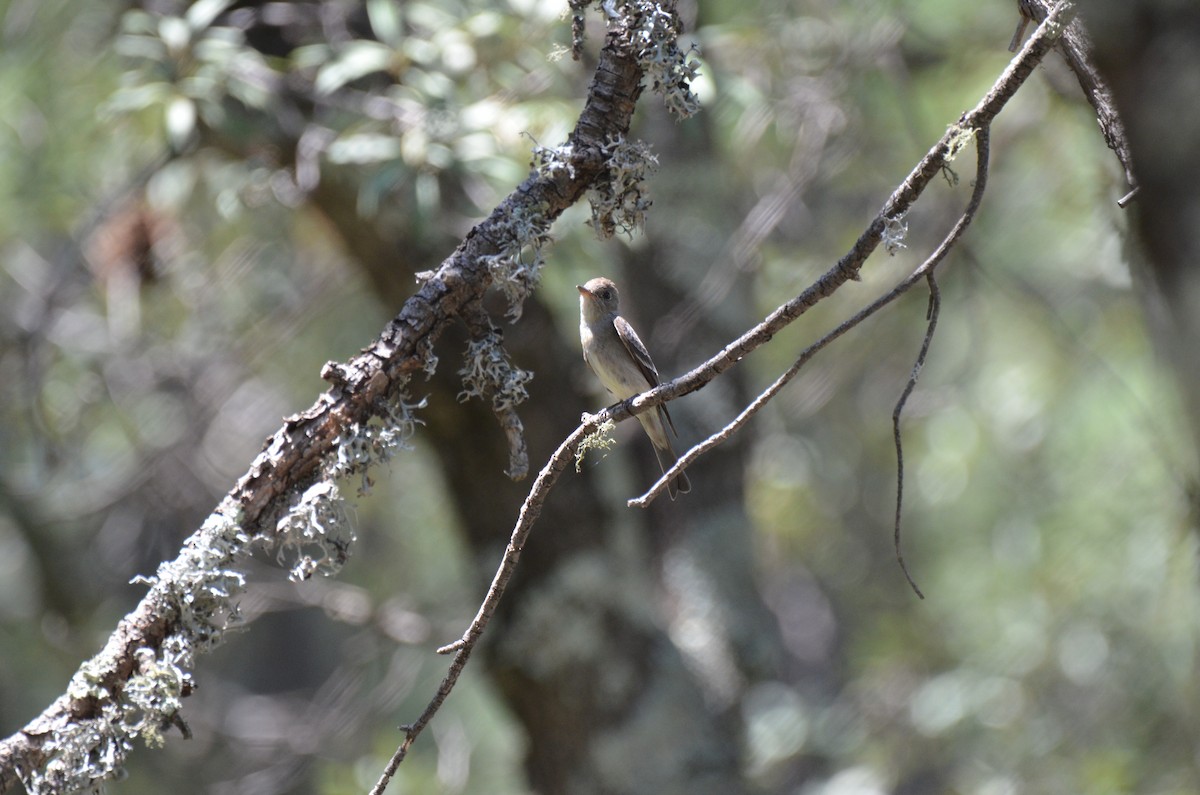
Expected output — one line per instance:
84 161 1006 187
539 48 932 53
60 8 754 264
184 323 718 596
577 277 692 499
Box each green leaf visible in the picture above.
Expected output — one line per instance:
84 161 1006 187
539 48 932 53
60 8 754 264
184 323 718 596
186 0 235 32
366 0 404 48
158 16 191 54
314 41 395 95
326 133 403 164
165 95 197 147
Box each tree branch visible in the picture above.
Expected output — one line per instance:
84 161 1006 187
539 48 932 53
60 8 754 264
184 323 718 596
369 420 593 794
1015 0 1137 196
633 126 991 510
892 273 942 601
623 5 1069 503
0 6 658 791
381 7 1064 788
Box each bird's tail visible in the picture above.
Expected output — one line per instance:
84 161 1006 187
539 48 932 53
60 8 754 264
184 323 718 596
652 442 692 500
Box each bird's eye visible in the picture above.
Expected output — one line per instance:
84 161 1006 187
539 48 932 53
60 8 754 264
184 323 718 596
601 289 612 300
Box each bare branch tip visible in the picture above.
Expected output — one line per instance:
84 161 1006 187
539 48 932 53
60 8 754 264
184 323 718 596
1117 186 1139 208
436 639 465 655
901 559 926 600
1008 2 1032 52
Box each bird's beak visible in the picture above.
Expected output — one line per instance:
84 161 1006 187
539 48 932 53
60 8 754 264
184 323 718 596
576 284 590 298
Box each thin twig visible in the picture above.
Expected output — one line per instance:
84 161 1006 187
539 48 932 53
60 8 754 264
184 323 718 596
617 1 1069 430
633 127 992 507
627 3 1067 501
886 121 990 597
369 423 591 794
891 273 941 601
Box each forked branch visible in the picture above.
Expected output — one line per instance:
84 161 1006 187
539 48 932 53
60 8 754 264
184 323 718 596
386 5 1067 788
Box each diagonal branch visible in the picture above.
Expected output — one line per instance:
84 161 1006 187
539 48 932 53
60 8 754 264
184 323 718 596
369 420 593 793
1015 0 1136 197
632 126 991 508
394 8 1064 788
623 3 1069 503
612 2 1071 439
0 9 657 792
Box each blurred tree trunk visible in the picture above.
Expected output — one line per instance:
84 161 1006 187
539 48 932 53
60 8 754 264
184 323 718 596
1085 2 1200 486
308 177 757 792
314 151 787 791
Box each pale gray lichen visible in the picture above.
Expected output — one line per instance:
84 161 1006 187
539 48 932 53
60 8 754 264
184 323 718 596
328 386 426 492
276 385 426 579
275 482 355 582
588 0 701 118
459 331 534 413
43 657 188 792
481 202 553 322
28 508 248 794
27 711 127 795
122 649 189 748
883 213 909 255
134 509 248 651
627 1 702 119
532 141 576 181
587 137 658 239
416 335 439 379
570 0 702 119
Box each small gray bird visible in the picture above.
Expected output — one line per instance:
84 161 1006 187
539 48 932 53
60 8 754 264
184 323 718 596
577 277 692 499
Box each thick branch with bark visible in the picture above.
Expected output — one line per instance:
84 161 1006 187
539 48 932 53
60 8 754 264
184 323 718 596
0 5 668 791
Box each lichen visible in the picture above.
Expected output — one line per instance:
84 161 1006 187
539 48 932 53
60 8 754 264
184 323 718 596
274 482 355 582
576 418 617 472
532 141 576 182
587 136 658 239
625 0 702 119
328 386 426 492
29 508 249 794
883 213 909 255
945 123 977 160
459 330 534 413
567 1 702 117
480 201 553 322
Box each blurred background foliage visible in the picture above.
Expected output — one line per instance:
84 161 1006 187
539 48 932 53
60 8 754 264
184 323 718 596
1 0 1197 793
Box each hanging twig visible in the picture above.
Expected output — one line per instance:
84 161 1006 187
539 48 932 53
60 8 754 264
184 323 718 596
369 420 592 794
892 274 941 601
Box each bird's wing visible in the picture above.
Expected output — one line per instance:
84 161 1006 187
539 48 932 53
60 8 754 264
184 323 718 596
614 316 660 384
614 315 679 437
